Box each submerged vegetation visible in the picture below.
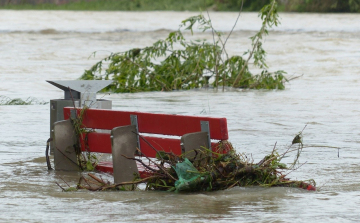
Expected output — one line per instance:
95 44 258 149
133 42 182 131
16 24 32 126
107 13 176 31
0 95 48 105
81 0 287 92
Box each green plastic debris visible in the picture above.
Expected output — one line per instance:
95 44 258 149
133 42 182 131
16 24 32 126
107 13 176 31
173 158 210 192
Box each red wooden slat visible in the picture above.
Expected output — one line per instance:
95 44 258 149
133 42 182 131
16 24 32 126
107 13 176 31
64 107 228 140
139 136 182 157
79 132 226 157
79 132 182 155
96 161 153 178
95 161 113 174
80 132 112 153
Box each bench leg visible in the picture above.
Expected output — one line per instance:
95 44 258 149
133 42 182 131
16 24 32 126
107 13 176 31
111 125 139 184
181 132 210 161
53 119 79 171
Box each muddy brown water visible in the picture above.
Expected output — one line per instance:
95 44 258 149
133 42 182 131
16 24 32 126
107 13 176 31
1 11 360 222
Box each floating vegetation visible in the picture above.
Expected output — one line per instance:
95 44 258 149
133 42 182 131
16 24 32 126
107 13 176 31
58 127 316 192
0 95 48 105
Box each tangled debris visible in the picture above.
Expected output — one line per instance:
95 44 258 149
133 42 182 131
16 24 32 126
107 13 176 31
58 127 316 192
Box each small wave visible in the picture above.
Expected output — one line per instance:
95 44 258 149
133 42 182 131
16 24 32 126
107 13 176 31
113 28 132 32
38 28 59 34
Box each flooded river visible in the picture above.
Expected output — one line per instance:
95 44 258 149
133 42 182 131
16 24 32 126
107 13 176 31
1 10 360 222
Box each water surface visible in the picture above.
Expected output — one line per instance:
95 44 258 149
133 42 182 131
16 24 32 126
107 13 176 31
1 10 360 222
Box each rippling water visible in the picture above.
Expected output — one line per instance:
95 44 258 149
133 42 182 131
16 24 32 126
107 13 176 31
1 10 360 222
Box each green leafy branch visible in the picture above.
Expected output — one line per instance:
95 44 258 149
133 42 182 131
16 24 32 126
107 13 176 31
81 0 287 92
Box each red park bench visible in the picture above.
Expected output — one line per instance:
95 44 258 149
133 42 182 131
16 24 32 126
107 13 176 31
53 107 229 184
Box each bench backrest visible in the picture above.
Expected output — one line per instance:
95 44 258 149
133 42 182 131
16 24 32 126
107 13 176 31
63 107 228 157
